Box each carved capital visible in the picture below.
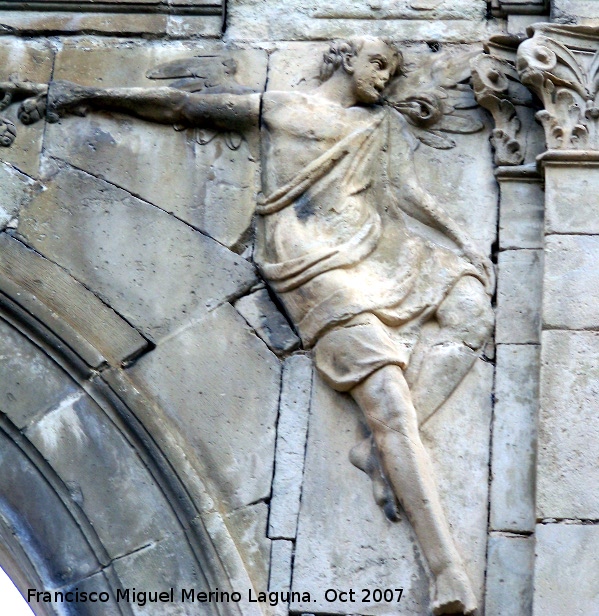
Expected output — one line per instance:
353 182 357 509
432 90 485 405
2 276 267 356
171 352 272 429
472 54 524 165
517 24 599 150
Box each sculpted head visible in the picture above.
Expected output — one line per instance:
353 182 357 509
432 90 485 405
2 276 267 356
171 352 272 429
320 37 403 104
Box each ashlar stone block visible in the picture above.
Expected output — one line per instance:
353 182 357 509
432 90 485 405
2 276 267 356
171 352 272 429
498 178 544 249
0 162 36 230
18 166 257 341
533 523 599 616
538 330 599 519
496 249 542 344
543 234 599 331
491 344 538 532
126 304 281 511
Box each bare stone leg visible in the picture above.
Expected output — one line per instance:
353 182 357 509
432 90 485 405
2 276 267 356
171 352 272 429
409 276 494 426
351 365 477 615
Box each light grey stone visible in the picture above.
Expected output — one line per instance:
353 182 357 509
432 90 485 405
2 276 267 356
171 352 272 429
0 38 53 177
507 14 546 36
268 354 312 539
545 165 599 234
538 330 599 519
225 502 271 594
26 392 184 560
292 361 491 615
269 540 293 592
491 345 538 533
498 178 544 249
48 41 267 249
0 317 79 429
552 0 599 21
0 162 35 229
533 523 599 616
543 235 599 331
18 166 256 341
485 535 533 616
127 303 281 511
235 289 300 356
496 249 542 344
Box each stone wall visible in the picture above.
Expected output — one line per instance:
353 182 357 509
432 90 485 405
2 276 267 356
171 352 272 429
0 1 597 615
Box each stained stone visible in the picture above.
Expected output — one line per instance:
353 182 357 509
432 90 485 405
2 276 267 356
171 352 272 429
496 249 542 344
0 317 78 430
235 289 300 356
126 303 281 511
485 535 534 616
225 502 271 593
0 162 35 230
26 392 184 560
18 166 257 341
538 330 599 519
490 344 538 533
533 524 599 616
543 235 599 330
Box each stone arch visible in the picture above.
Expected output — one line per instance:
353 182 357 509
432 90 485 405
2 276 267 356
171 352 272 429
0 240 262 616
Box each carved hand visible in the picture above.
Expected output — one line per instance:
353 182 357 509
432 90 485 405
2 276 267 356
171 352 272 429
0 80 48 112
461 243 495 294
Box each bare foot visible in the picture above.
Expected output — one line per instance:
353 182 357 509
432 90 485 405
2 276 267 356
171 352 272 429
432 567 477 615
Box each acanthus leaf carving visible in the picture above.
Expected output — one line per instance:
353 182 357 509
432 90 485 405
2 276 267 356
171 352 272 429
517 26 599 150
471 53 525 166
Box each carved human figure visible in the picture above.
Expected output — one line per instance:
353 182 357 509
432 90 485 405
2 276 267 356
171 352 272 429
0 38 493 615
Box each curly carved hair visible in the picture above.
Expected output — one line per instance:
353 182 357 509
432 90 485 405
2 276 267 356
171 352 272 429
319 37 404 82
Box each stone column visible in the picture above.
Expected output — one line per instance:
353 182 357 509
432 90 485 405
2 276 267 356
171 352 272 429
473 44 544 616
517 23 599 616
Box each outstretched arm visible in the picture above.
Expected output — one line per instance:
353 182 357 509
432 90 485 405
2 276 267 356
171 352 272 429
47 80 261 130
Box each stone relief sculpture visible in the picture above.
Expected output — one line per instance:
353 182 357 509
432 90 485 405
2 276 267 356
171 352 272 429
0 37 494 615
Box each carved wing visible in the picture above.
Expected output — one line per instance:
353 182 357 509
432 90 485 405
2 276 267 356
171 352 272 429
384 49 485 149
146 54 257 149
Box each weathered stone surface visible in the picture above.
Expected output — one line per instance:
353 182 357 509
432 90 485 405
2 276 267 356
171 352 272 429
0 232 148 367
552 0 599 21
292 361 491 615
269 539 293 592
235 289 300 356
498 178 544 249
485 535 533 616
110 535 216 616
538 330 599 519
545 165 599 234
491 344 538 533
268 354 312 539
0 38 53 177
496 249 542 344
26 391 184 560
18 166 256 341
0 162 35 230
533 523 599 616
225 502 271 593
0 317 78 429
126 303 281 510
226 2 503 42
47 41 267 248
543 235 599 330
62 571 122 616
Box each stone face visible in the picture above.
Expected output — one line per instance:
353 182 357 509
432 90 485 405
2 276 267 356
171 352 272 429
538 330 599 519
126 304 281 511
498 178 544 249
491 344 538 533
533 524 599 616
496 249 542 344
268 355 312 539
18 166 256 341
235 289 300 356
26 391 184 560
543 235 599 330
485 535 534 616
545 165 599 234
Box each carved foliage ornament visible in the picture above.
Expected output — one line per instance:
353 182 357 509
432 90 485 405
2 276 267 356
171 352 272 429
517 28 599 150
471 54 525 165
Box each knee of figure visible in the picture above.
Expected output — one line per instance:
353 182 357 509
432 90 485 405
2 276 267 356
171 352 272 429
437 277 494 350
